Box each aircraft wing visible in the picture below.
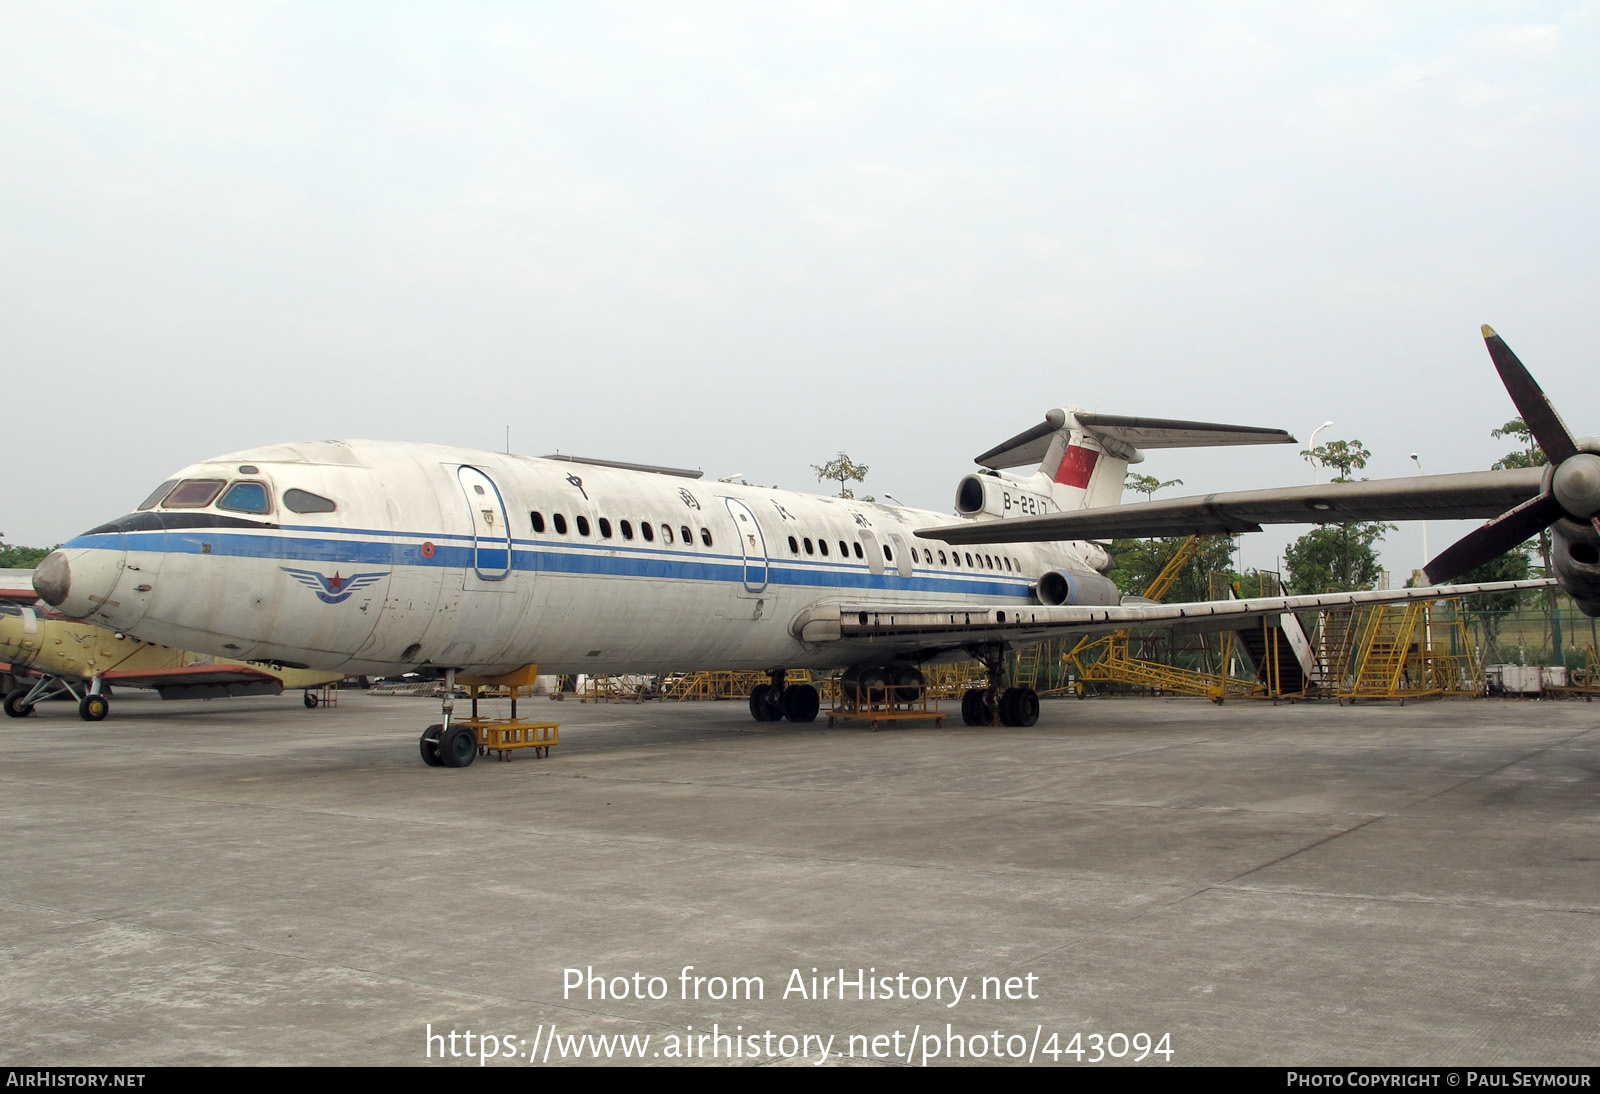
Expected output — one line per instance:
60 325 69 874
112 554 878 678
792 579 1551 650
918 468 1546 545
100 664 292 689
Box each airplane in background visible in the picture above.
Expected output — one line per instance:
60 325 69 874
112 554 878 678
28 327 1562 766
1 603 342 720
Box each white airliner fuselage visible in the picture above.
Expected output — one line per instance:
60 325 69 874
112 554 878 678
39 440 1109 677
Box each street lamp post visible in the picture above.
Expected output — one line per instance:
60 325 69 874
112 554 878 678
1308 421 1334 483
1411 452 1432 661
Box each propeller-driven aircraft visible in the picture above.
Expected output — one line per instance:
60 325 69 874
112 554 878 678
28 327 1557 766
1 603 341 720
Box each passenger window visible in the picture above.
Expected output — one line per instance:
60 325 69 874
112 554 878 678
701 527 713 547
788 536 799 553
599 518 612 538
137 481 177 511
284 488 336 514
621 520 634 540
553 514 568 534
938 551 947 565
661 524 674 544
218 481 271 514
819 539 829 557
839 540 848 556
642 522 654 542
576 515 591 536
853 543 863 559
681 525 692 543
966 553 974 568
883 545 893 561
161 479 226 509
531 512 546 533
804 538 814 555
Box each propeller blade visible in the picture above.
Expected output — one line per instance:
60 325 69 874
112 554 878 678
1423 489 1563 583
1482 325 1578 465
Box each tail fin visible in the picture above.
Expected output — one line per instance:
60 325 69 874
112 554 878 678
973 409 1295 513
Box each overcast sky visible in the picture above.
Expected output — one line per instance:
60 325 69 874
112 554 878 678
3 2 1596 580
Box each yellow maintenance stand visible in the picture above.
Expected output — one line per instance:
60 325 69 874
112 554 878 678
1336 598 1482 703
442 664 559 762
827 680 944 730
1064 537 1262 702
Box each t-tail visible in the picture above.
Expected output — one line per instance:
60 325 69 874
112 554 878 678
954 407 1296 523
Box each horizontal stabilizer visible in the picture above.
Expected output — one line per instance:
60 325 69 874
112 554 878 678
1074 414 1295 451
975 411 1294 469
919 467 1546 544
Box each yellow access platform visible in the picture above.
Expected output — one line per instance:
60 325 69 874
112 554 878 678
453 665 559 761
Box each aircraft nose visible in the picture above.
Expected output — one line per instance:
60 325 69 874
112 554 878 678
32 550 71 606
33 547 125 622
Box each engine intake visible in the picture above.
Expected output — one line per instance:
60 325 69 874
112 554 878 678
954 473 1055 520
1035 569 1120 607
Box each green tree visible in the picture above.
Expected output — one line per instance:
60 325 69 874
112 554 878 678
811 452 869 499
1491 418 1545 471
1489 416 1561 659
0 540 53 568
1285 438 1390 594
1300 438 1370 483
1124 473 1183 501
1283 523 1392 594
1107 535 1239 603
1448 547 1531 662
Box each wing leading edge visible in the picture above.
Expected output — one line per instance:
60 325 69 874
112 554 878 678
918 468 1545 545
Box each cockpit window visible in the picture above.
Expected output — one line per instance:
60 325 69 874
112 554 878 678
161 479 226 508
283 489 337 514
137 481 177 511
218 481 271 514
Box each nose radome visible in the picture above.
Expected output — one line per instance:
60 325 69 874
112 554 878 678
33 551 70 606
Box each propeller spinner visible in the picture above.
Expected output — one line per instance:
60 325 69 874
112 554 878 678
1424 327 1600 600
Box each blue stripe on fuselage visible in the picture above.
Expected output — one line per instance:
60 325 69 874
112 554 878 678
62 528 1033 598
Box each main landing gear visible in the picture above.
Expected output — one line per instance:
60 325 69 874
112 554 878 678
959 646 1039 727
748 669 820 723
4 675 112 721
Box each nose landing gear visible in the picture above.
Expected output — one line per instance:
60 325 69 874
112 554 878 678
417 666 560 767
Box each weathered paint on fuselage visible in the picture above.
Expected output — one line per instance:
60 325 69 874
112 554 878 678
50 441 1107 676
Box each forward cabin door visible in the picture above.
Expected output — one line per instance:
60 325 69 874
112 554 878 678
437 464 529 668
456 465 513 583
722 498 768 594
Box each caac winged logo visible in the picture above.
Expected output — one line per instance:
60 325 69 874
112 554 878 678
280 567 388 605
